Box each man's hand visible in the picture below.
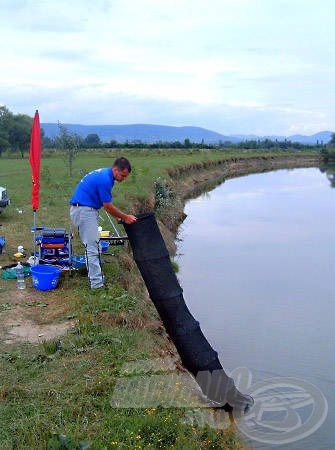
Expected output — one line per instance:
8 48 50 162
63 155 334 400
123 214 137 224
103 203 137 224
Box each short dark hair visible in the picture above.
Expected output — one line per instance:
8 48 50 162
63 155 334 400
113 157 132 173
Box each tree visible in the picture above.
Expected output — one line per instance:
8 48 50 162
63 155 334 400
184 138 191 148
329 133 335 148
42 135 55 148
0 106 13 156
0 131 8 156
54 123 82 176
8 113 32 158
84 133 101 147
320 132 335 163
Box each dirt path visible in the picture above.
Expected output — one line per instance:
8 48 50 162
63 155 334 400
0 281 76 345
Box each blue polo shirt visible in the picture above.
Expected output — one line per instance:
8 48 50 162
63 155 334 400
70 168 114 209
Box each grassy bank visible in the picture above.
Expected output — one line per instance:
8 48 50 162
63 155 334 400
0 149 320 449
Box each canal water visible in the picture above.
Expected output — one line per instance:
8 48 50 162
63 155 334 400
176 167 334 449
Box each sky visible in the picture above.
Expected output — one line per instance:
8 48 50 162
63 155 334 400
1 0 334 137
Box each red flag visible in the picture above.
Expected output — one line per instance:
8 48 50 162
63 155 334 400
29 110 42 211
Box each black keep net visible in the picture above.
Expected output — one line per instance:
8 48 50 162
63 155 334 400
123 212 253 413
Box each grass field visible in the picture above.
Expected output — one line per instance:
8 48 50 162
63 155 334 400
0 149 252 449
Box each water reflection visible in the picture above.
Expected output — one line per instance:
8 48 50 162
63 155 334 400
320 163 335 187
177 167 334 450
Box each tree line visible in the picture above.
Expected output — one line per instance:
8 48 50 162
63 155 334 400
1 105 334 157
43 133 327 152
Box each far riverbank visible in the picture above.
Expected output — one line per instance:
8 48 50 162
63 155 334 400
155 152 321 239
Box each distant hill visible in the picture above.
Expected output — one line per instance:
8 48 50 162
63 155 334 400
229 131 333 145
285 131 332 145
41 123 236 144
41 123 333 145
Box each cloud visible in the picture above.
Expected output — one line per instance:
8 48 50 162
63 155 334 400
0 80 331 135
1 0 335 134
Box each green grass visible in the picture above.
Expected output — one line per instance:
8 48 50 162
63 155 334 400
0 148 318 448
1 149 227 245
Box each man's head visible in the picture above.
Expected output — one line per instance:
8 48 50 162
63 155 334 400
112 157 132 182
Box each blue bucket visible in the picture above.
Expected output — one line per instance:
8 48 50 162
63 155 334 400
0 235 5 254
30 265 62 291
71 255 86 268
100 240 110 252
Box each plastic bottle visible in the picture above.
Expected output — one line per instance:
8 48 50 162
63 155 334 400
15 261 26 290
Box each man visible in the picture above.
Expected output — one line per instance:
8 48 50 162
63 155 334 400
70 157 137 289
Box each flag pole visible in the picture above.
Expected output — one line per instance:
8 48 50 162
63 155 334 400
29 110 42 264
33 209 37 263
